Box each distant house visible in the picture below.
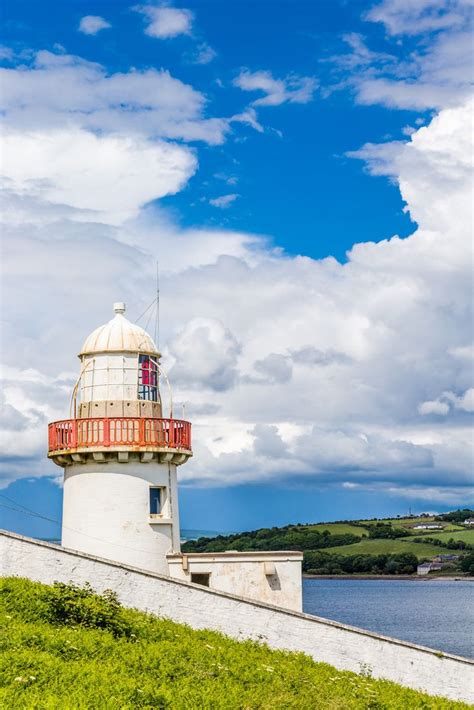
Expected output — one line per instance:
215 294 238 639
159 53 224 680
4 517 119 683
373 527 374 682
412 523 443 530
417 562 443 576
463 518 474 526
433 554 459 563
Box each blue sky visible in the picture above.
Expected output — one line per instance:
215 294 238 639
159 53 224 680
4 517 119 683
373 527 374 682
0 0 472 536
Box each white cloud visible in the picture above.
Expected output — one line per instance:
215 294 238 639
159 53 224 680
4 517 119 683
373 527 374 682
365 0 471 35
0 40 471 506
1 128 196 225
134 5 193 38
418 400 450 416
330 1 473 111
192 43 217 65
234 69 317 107
230 107 264 133
0 50 228 144
78 15 111 35
166 318 241 392
209 194 239 209
418 388 474 417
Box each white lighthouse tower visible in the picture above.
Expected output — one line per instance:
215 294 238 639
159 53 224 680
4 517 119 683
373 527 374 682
49 302 303 610
48 302 192 574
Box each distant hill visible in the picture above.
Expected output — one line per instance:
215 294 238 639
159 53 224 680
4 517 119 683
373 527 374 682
182 509 474 576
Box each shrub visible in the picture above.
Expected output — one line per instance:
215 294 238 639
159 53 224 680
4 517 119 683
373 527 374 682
368 523 409 539
40 581 132 638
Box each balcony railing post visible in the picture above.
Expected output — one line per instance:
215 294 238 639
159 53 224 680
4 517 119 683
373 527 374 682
104 418 110 446
71 420 77 449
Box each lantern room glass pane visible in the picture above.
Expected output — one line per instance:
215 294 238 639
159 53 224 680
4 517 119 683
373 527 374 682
138 355 158 401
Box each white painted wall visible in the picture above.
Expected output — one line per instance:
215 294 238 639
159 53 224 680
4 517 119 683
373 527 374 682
62 461 180 574
1 531 471 704
168 551 303 611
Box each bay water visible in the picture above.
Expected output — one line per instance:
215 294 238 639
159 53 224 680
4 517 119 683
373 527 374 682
303 578 473 659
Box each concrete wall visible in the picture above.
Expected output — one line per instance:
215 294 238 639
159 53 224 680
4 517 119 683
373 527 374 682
168 551 303 611
1 531 472 703
62 461 180 574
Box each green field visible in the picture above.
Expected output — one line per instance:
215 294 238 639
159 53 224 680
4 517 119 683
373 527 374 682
325 538 446 559
1 577 466 710
309 523 366 536
356 518 465 534
424 530 474 544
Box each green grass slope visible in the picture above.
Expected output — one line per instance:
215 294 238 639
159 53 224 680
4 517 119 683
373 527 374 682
0 577 467 710
324 538 448 558
309 523 366 536
428 530 474 544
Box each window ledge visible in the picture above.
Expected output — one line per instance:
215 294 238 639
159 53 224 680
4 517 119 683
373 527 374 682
149 515 172 525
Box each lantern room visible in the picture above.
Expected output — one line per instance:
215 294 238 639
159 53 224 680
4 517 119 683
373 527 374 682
76 302 162 419
48 302 192 466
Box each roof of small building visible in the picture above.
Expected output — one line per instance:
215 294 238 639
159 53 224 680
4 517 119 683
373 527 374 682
79 303 160 357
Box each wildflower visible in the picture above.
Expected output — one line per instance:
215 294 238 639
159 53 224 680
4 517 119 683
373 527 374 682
14 677 26 683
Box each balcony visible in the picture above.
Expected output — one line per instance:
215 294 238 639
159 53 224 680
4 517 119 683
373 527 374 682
48 417 192 466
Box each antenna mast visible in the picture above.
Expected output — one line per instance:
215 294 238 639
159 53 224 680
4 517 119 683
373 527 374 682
155 260 160 349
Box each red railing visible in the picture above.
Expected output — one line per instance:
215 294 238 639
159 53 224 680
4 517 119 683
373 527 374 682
48 417 191 453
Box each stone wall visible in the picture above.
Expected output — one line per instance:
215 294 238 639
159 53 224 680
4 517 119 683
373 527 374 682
1 530 472 703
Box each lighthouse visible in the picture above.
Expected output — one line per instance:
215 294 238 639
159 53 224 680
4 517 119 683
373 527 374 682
48 302 302 610
48 302 192 574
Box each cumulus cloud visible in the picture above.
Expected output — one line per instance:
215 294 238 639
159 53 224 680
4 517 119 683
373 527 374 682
78 15 111 35
166 318 241 392
0 48 228 225
134 5 193 38
1 128 196 225
0 50 227 144
418 400 450 416
234 69 317 107
0 24 472 507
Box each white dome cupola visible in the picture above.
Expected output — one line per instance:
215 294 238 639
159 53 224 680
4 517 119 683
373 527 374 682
79 302 160 358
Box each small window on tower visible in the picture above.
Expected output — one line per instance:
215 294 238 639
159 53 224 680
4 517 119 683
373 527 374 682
138 355 158 402
149 487 162 515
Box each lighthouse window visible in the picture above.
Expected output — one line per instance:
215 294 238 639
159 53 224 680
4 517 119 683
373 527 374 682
149 487 162 515
138 355 158 402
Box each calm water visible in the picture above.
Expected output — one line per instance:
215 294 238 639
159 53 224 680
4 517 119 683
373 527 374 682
303 579 474 659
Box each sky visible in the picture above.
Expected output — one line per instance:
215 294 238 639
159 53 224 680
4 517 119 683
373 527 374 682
0 0 473 538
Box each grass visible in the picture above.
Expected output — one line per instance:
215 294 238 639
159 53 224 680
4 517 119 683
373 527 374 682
425 530 474 544
326 538 447 559
359 518 464 533
308 524 367 537
0 577 467 710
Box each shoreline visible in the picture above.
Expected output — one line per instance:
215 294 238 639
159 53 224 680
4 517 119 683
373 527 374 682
303 574 474 581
